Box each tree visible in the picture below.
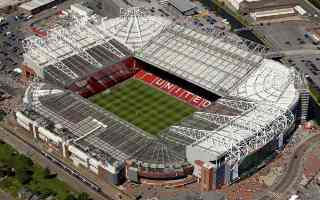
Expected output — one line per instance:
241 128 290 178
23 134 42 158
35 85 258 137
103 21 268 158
43 167 51 179
38 188 55 199
16 169 33 184
77 192 90 200
13 154 33 172
64 194 77 200
0 165 11 177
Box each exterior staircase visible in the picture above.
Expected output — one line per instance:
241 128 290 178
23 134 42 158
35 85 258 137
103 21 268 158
299 88 309 124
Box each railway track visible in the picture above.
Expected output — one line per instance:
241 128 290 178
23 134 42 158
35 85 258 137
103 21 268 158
258 134 320 200
0 125 115 200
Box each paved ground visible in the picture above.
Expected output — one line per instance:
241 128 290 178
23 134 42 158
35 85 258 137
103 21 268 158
281 49 320 56
0 188 14 200
0 15 25 74
257 133 320 200
252 14 320 92
257 21 319 51
0 0 29 10
286 55 320 88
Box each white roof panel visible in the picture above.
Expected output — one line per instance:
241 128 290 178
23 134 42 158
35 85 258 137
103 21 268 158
19 0 55 11
136 24 265 96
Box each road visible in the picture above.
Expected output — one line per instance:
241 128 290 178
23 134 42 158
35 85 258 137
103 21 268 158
0 126 113 200
0 189 14 200
257 134 320 200
266 49 320 59
280 49 320 57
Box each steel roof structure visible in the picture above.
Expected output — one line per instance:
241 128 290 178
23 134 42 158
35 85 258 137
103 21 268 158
136 23 266 96
22 8 300 167
19 0 56 11
101 7 171 52
23 82 190 166
22 17 131 87
171 99 295 164
169 0 198 13
231 59 299 108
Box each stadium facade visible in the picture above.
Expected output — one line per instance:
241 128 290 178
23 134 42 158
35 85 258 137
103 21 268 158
17 8 306 190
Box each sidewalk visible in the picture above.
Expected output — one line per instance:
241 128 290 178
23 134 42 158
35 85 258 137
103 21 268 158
0 188 14 200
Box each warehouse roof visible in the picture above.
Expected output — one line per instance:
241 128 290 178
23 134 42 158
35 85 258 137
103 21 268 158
169 0 197 13
19 0 55 11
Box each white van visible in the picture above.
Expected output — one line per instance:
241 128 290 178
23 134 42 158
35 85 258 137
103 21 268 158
25 15 33 21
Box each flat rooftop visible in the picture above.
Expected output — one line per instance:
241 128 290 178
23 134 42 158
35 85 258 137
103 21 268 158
0 0 29 9
19 0 56 11
169 0 197 13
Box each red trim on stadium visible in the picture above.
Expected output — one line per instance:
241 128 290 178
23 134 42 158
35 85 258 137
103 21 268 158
134 70 211 109
68 57 137 98
66 56 211 110
21 64 36 80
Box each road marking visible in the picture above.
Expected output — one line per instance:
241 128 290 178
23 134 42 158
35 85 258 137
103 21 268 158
267 191 284 200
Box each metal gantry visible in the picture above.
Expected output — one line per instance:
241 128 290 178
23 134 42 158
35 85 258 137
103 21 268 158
22 37 79 82
101 7 170 52
72 15 126 58
25 82 132 161
218 98 256 112
120 7 145 46
49 25 103 68
136 23 266 96
170 99 295 167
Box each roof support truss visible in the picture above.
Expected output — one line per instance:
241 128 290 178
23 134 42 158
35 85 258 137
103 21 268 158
175 101 294 166
22 38 79 82
73 16 127 58
50 26 103 68
218 98 256 113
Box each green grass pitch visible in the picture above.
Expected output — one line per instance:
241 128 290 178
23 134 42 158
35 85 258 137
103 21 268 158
90 79 196 136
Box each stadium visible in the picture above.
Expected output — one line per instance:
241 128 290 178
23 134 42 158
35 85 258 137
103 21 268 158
16 8 306 189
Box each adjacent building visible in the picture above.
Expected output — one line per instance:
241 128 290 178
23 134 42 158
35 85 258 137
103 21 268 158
168 0 198 16
70 3 94 17
227 0 306 22
19 0 66 15
238 0 299 14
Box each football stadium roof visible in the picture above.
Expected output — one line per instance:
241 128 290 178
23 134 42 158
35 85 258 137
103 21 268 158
136 23 266 97
22 8 300 166
23 82 188 165
22 18 131 87
101 8 171 52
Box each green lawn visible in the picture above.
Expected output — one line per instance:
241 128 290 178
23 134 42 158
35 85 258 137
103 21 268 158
91 79 196 136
